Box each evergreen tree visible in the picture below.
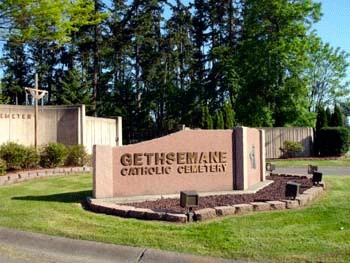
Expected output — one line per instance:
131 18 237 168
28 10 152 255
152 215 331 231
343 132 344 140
191 0 210 106
330 104 344 127
201 105 213 129
0 80 8 104
223 101 235 129
316 105 327 132
57 69 93 112
325 107 331 127
315 104 327 156
214 111 224 129
1 39 30 104
28 41 62 104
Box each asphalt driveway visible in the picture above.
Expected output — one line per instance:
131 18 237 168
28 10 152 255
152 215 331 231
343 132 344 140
0 227 245 263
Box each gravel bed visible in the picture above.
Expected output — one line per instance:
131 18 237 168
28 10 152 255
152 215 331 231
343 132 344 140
125 175 314 214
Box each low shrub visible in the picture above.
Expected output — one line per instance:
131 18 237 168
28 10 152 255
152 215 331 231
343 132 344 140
65 145 88 166
23 147 40 169
318 127 350 156
40 143 68 168
0 158 6 176
281 140 304 158
0 142 27 170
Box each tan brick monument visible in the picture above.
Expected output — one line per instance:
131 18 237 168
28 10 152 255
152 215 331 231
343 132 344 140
93 127 266 199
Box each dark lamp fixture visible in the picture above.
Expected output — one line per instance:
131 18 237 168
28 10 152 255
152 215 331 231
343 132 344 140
266 163 276 175
180 191 199 208
285 182 301 200
308 165 318 174
180 191 199 222
312 172 323 185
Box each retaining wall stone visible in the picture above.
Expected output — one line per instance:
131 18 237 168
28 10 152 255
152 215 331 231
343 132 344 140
250 202 271 212
233 204 253 214
164 213 187 223
195 208 217 221
0 167 91 186
283 199 300 209
266 201 286 210
215 206 236 216
295 194 310 206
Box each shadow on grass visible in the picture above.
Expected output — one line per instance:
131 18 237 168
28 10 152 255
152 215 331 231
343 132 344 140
12 190 92 203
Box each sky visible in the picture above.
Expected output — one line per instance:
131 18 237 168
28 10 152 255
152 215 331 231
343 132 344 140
0 0 350 80
313 0 350 53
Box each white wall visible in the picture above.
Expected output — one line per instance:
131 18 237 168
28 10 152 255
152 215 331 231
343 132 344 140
84 116 122 154
0 105 122 153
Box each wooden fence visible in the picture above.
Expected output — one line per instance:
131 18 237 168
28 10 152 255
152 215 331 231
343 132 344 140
263 127 314 159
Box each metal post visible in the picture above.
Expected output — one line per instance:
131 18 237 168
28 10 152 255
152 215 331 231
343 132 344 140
24 74 48 149
34 74 38 148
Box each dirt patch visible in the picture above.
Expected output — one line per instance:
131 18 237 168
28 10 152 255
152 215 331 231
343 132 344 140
125 175 314 214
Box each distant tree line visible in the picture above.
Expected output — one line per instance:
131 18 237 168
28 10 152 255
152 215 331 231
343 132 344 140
0 0 349 143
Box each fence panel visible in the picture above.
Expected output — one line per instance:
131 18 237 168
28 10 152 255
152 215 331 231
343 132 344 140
263 127 314 159
84 117 118 154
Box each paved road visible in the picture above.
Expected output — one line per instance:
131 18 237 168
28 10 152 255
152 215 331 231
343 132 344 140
273 166 350 176
0 227 246 263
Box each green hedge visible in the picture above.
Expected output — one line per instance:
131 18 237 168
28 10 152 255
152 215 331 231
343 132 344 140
0 142 89 172
65 145 88 167
0 158 6 176
0 142 40 170
318 127 350 156
40 143 68 168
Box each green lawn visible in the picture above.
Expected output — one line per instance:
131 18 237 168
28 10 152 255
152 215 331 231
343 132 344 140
0 174 350 262
269 155 350 167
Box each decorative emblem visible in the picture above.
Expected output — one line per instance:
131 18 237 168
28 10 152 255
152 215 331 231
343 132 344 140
249 145 256 169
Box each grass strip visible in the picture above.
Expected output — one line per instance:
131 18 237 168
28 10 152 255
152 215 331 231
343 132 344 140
269 156 350 167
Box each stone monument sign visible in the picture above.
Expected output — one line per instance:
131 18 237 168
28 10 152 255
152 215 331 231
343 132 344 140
93 127 265 199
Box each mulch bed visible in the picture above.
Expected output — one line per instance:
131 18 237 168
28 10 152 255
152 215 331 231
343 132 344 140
126 175 314 214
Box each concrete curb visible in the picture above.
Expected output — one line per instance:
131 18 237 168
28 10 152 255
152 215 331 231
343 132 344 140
86 173 326 223
0 167 92 186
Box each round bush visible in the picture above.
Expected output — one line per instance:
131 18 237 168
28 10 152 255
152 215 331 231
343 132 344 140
23 147 40 169
40 143 68 168
0 142 27 170
0 158 6 176
282 140 304 158
65 145 88 166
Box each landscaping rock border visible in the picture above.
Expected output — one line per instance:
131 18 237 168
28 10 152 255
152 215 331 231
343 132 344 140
86 173 326 223
0 167 92 186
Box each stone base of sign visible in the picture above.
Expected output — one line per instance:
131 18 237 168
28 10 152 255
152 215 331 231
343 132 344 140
0 167 91 186
86 173 326 223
